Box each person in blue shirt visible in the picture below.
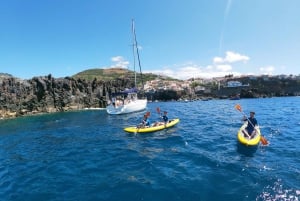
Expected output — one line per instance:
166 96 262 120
137 114 150 128
243 111 258 137
143 115 150 127
153 111 169 127
162 111 169 124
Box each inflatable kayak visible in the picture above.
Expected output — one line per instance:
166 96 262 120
124 118 180 133
237 121 261 146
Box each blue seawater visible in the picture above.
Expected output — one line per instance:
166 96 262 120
0 97 299 201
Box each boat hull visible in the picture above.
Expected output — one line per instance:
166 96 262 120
237 122 261 146
106 99 147 115
124 118 180 133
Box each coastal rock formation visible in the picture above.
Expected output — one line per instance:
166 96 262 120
0 74 132 119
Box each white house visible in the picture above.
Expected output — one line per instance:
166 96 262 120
227 81 242 87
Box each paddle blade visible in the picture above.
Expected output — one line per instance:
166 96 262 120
156 107 160 113
260 136 268 145
235 104 242 112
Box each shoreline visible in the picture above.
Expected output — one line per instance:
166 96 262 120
0 107 107 120
1 96 299 120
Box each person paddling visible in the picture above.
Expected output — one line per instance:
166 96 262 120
243 111 258 138
162 111 169 125
137 114 150 128
153 111 169 127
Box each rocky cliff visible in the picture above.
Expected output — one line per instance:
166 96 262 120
0 74 133 119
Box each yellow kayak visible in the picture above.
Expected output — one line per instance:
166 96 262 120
124 118 180 133
237 121 261 146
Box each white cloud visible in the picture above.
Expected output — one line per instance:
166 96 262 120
213 51 249 64
259 66 275 74
213 57 224 64
142 51 250 80
110 56 129 68
111 56 122 62
206 65 214 70
145 63 236 80
225 51 249 63
216 64 232 72
104 51 262 80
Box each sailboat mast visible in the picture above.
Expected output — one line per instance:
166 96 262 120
131 19 144 89
131 20 137 87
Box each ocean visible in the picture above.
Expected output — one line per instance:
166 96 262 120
0 97 299 201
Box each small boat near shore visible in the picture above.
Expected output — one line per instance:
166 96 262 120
106 88 147 115
229 94 240 100
106 20 147 115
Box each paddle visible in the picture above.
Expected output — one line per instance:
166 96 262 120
145 111 150 117
235 104 268 145
156 107 163 120
153 107 161 126
157 107 169 127
156 107 161 115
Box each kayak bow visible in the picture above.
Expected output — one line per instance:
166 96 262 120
237 121 261 146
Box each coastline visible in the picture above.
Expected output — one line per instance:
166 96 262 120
0 75 129 120
0 107 106 120
1 74 300 120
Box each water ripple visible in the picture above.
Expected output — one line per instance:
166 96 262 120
0 97 299 201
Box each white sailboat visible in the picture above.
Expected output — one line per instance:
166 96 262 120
106 20 147 115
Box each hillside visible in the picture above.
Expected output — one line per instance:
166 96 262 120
72 68 129 81
0 73 13 80
72 67 180 84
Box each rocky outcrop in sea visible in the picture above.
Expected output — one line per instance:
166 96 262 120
0 74 132 119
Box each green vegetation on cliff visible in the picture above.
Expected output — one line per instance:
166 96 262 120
72 67 180 85
73 68 129 81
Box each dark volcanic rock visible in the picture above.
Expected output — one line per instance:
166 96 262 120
0 74 132 119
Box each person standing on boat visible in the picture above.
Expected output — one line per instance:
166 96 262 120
243 111 258 137
112 97 116 107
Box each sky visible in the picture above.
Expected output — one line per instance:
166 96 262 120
0 0 299 80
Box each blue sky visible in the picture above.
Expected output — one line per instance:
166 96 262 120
0 0 299 80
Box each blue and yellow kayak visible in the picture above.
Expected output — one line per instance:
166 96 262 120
237 121 261 146
124 118 180 133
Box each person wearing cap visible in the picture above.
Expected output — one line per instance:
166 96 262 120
243 111 258 137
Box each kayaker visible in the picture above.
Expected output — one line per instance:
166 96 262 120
153 111 169 127
162 111 169 124
243 111 258 137
137 114 150 128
